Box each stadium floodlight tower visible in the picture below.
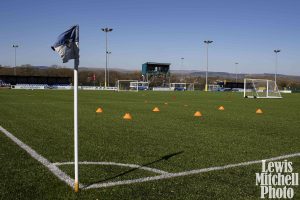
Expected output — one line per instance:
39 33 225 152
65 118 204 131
12 44 19 76
101 27 113 88
274 49 281 84
204 40 213 91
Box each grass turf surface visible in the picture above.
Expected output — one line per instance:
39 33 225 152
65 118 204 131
0 90 299 199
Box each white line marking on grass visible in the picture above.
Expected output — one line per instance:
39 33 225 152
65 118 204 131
84 152 300 189
0 126 81 189
53 161 169 175
1 125 299 190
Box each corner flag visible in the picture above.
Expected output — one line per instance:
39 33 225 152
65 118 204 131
52 25 80 192
51 25 79 63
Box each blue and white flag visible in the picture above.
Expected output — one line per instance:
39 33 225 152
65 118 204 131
51 25 79 63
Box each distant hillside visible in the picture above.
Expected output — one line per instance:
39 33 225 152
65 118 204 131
1 65 300 82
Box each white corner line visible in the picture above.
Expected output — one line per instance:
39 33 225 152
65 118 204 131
0 126 82 189
53 161 169 175
1 125 299 190
84 152 300 189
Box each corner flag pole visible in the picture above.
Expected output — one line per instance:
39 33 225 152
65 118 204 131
74 25 79 192
51 25 80 192
74 57 79 192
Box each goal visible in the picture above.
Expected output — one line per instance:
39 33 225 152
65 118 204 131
116 80 138 92
243 79 282 98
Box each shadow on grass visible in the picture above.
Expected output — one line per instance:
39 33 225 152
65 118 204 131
83 151 184 188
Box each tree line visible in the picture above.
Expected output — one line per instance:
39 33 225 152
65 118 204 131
1 65 300 90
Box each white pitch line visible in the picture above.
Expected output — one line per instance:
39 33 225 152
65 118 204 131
1 125 300 190
84 152 300 189
53 161 169 175
0 126 82 189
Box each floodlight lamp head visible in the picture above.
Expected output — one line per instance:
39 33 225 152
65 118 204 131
102 28 113 32
204 40 213 44
274 49 281 53
12 45 19 48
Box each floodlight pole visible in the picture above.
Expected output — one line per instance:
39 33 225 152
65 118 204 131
204 40 213 91
274 49 280 83
235 62 239 85
12 44 19 76
101 27 113 88
107 51 111 87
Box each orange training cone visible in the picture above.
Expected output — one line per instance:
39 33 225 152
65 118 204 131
152 107 160 112
218 106 225 111
123 113 132 120
256 108 263 114
194 111 202 117
96 107 103 113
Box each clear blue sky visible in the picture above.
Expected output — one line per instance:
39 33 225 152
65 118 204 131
0 0 299 75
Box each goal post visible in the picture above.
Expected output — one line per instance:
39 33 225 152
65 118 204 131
243 78 282 98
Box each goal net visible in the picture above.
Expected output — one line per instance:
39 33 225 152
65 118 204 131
117 80 138 92
243 79 282 98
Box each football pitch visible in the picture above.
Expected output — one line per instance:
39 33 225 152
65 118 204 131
0 90 299 199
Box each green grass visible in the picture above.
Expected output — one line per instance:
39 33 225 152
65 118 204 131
0 90 299 199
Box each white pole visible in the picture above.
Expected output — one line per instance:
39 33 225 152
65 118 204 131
107 53 110 87
105 31 107 88
74 59 79 192
275 52 277 83
205 43 208 91
204 40 213 91
274 49 281 83
235 62 238 84
117 80 120 92
243 78 246 97
107 52 111 87
12 44 19 76
14 47 17 75
266 80 269 98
